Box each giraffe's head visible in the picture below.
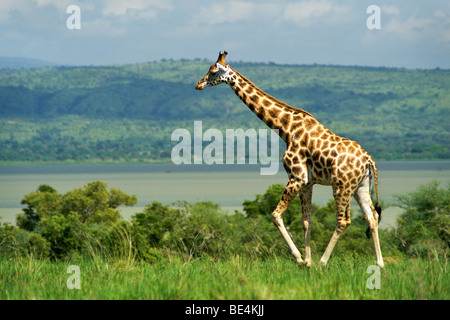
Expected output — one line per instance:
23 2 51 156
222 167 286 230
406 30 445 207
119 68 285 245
195 51 231 90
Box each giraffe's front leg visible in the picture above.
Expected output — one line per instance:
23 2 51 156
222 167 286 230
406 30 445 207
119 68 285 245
272 178 304 266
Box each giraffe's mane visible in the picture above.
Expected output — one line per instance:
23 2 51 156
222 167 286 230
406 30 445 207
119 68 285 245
230 66 315 119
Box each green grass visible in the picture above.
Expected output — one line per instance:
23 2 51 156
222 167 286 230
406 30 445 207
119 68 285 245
1 253 448 300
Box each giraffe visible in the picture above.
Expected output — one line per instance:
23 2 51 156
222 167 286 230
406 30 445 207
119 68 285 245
196 51 384 268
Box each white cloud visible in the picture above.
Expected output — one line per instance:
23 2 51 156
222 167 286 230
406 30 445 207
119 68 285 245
101 0 173 18
82 18 127 37
193 0 353 28
193 1 281 25
384 13 437 41
282 0 352 27
381 5 400 16
34 0 73 11
0 0 33 22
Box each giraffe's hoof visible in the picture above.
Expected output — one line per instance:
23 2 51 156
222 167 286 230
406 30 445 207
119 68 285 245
299 260 311 268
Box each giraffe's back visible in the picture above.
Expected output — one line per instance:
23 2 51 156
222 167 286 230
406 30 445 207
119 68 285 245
288 113 373 188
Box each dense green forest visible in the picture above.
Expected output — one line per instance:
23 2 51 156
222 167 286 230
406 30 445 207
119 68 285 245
0 59 449 163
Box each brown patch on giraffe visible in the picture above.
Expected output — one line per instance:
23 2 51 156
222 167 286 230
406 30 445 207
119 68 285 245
312 151 321 162
249 95 259 103
348 145 356 154
320 132 329 140
280 114 290 128
292 166 302 176
330 149 338 158
329 135 338 142
290 122 303 133
262 99 271 107
336 144 345 154
268 108 280 118
245 86 254 94
304 118 317 130
327 158 334 168
310 129 320 138
299 136 307 148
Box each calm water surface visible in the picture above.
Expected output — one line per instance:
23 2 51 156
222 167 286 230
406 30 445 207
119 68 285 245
1 162 449 228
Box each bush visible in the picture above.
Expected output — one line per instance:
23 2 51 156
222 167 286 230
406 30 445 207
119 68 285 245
0 222 50 259
390 181 449 257
2 181 137 259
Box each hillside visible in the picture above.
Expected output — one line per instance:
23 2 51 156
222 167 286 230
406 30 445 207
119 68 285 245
0 59 449 163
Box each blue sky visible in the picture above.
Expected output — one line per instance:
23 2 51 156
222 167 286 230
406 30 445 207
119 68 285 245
1 0 449 68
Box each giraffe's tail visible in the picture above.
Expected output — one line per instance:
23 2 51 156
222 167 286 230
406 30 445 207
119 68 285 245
366 161 382 239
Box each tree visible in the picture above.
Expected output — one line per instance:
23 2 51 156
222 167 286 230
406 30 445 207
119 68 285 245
392 181 449 257
14 181 137 258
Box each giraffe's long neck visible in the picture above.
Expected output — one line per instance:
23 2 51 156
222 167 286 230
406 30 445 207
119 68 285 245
226 67 311 143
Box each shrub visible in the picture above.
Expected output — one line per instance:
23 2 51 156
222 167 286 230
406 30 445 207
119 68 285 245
4 181 137 259
390 181 449 257
0 222 50 259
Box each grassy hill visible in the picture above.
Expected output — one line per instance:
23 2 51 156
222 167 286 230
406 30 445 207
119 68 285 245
0 59 449 163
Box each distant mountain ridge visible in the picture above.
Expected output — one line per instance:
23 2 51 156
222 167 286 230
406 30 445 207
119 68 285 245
0 57 60 69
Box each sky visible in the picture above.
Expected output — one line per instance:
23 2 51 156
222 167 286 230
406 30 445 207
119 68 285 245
0 0 449 69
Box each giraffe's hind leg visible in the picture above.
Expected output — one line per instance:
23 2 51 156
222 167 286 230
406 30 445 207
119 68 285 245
272 178 305 266
354 174 384 268
299 185 313 267
319 186 352 266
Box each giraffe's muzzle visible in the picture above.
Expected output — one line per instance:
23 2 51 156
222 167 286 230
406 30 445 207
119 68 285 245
195 81 205 90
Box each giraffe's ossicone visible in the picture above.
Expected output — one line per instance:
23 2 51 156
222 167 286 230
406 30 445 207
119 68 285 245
196 51 384 268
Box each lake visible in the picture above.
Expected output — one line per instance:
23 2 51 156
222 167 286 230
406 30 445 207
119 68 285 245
0 161 449 229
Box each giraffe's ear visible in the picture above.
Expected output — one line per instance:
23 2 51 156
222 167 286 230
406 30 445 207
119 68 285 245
216 51 228 65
